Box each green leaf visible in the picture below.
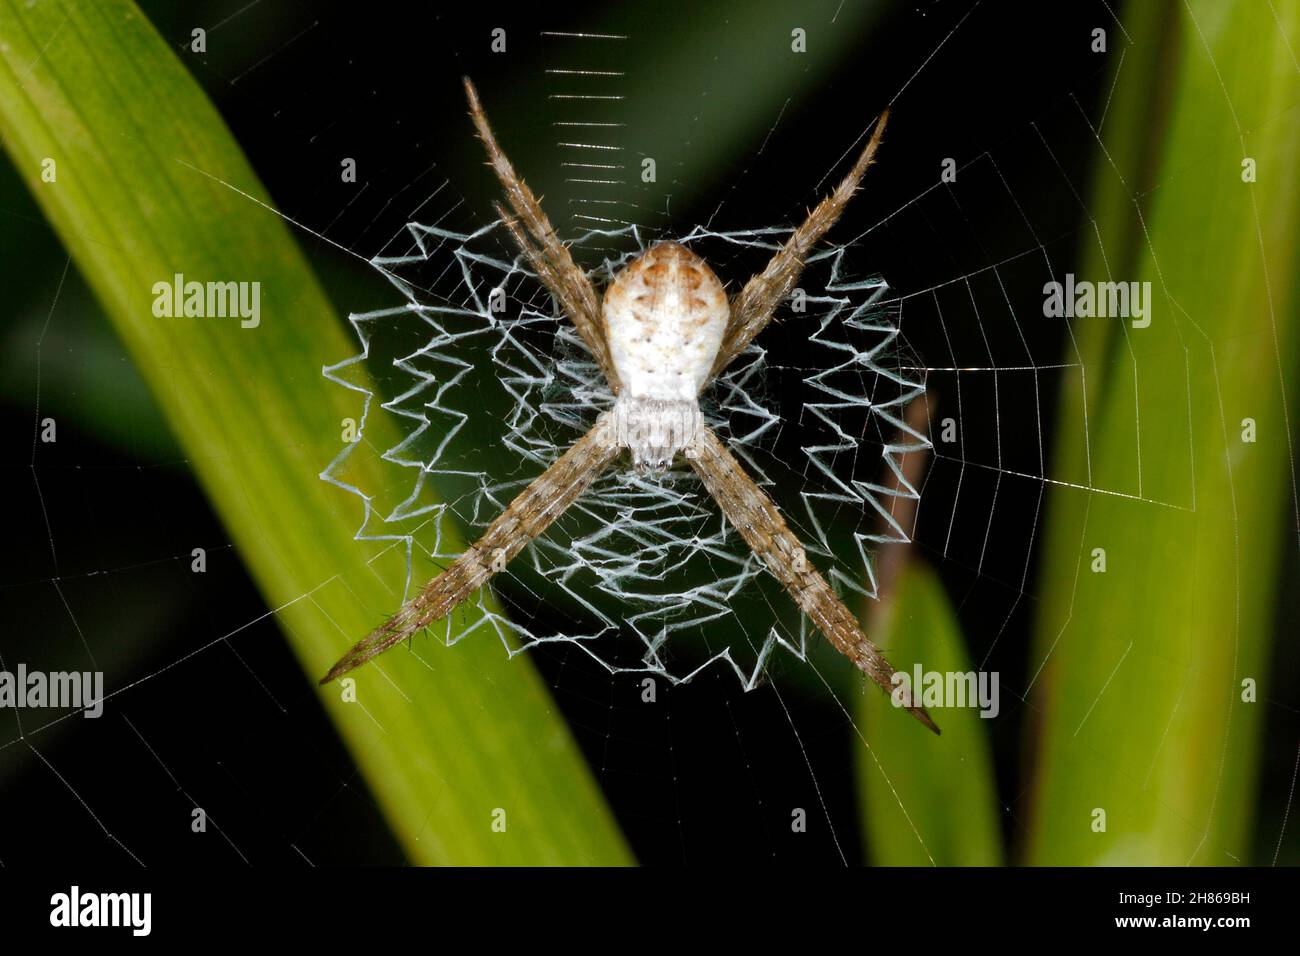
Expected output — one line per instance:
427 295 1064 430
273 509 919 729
855 561 1002 865
1027 0 1300 864
0 0 630 864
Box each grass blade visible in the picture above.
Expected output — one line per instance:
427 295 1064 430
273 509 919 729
0 0 630 865
1026 0 1300 865
855 561 1002 865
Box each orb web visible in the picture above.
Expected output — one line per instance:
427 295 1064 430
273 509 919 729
321 216 927 686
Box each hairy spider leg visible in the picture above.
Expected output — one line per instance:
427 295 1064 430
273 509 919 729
687 423 940 734
320 414 619 684
710 106 890 381
463 77 620 392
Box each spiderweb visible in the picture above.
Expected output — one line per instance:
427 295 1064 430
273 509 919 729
321 216 925 686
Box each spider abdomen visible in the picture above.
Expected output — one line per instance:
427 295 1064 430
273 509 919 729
602 241 729 401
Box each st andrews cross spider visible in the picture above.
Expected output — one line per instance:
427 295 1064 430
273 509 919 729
322 78 937 734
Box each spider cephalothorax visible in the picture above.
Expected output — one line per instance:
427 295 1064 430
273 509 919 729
321 78 938 733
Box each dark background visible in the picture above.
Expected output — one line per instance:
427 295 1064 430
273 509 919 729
1 0 1295 866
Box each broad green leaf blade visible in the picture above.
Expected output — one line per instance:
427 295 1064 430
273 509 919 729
855 562 1002 865
0 0 629 865
1027 0 1300 865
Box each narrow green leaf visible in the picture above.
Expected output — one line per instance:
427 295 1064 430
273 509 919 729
855 561 1002 865
0 0 630 864
1027 0 1300 864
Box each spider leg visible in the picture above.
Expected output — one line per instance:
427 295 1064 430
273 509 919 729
320 412 620 684
463 77 621 393
492 200 620 388
708 107 890 382
686 423 939 734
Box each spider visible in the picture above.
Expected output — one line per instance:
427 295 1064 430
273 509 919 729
321 77 938 734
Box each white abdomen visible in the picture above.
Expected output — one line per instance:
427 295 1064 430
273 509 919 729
602 242 729 400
